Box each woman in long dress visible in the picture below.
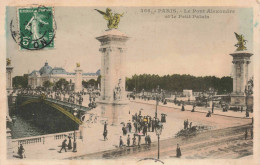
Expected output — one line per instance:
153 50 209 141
176 144 182 158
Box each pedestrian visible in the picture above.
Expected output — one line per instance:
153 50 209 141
251 128 253 139
191 105 195 112
134 121 137 133
189 122 192 129
132 135 136 146
181 104 185 111
245 129 248 140
152 118 155 132
241 106 243 113
104 121 107 132
138 135 141 146
128 121 132 133
176 144 182 158
127 135 131 147
119 136 124 147
59 139 67 153
148 120 151 132
103 129 108 141
143 124 147 136
68 136 72 150
212 103 214 114
147 135 151 145
184 120 186 129
18 144 26 159
122 126 127 135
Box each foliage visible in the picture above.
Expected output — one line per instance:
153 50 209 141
12 74 28 88
126 74 233 94
43 80 53 89
54 78 69 90
82 78 99 88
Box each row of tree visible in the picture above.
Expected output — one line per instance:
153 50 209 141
12 74 232 94
126 74 233 94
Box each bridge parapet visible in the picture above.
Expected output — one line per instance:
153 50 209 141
17 94 90 124
18 94 89 112
12 130 80 146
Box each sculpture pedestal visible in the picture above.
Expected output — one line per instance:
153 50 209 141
230 95 245 106
96 29 129 105
229 51 252 106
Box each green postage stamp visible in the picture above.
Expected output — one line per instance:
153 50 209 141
17 6 55 50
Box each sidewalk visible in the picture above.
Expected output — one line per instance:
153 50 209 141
131 98 253 119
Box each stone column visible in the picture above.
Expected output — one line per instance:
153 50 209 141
229 51 253 106
96 29 129 104
75 65 83 92
232 61 237 93
6 66 14 90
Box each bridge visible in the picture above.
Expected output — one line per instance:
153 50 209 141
8 93 93 125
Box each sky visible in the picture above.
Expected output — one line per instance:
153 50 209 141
6 7 254 78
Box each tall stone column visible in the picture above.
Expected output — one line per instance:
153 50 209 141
6 66 14 90
6 58 13 121
230 51 253 106
96 29 129 104
75 63 83 92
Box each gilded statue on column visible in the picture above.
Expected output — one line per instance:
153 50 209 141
234 32 247 51
95 8 124 29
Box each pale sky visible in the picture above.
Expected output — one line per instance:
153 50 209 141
6 7 254 78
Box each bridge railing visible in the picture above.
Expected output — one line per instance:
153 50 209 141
12 130 81 146
46 98 88 112
19 94 89 112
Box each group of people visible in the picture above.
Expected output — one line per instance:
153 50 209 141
119 134 152 147
184 119 192 130
59 136 76 153
15 87 99 109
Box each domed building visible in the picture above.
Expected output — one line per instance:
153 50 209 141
28 62 100 89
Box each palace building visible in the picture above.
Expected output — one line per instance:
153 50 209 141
28 62 100 89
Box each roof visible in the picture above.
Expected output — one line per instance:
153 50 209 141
29 62 100 76
39 62 52 75
50 67 67 75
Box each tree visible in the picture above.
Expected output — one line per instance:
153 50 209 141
12 74 28 88
82 79 99 88
126 74 233 94
54 78 69 90
43 80 53 89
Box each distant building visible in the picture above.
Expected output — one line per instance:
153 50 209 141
28 62 100 88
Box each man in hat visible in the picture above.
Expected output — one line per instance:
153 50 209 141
59 139 67 153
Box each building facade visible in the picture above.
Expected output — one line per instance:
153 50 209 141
28 62 100 89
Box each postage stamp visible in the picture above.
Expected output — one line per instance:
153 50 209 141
16 6 55 50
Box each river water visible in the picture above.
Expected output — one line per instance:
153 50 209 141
10 115 47 139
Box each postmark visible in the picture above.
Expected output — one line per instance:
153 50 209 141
10 6 56 50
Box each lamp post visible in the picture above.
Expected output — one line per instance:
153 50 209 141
245 85 249 117
155 121 163 160
155 85 161 119
73 108 78 152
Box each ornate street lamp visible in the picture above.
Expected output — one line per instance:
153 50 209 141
73 108 78 152
155 121 163 160
155 85 161 118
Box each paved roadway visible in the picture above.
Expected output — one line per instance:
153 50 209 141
8 99 252 159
